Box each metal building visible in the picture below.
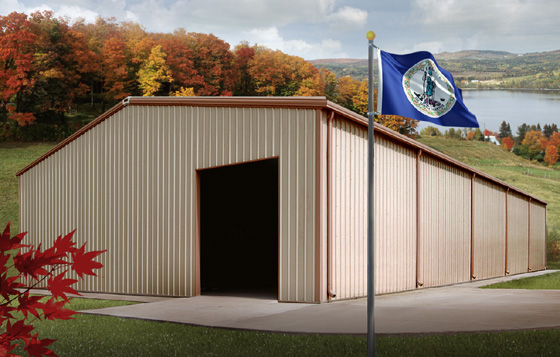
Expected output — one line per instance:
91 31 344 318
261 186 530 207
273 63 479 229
17 97 547 303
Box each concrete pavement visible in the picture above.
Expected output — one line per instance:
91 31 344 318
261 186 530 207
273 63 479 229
72 270 560 335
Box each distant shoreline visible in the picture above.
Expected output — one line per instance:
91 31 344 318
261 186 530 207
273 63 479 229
462 88 560 92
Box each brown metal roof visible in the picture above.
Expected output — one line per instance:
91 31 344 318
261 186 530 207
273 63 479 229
16 96 546 205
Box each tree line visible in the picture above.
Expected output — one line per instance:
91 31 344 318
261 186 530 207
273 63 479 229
1 11 418 141
420 121 560 167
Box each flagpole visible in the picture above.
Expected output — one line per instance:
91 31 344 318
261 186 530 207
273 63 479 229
366 30 376 357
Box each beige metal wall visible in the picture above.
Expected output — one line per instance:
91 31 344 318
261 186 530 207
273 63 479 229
20 105 318 302
329 116 416 298
473 177 507 280
507 191 529 275
418 156 471 287
530 201 547 271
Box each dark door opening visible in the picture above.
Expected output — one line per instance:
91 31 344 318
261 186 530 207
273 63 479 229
199 158 278 298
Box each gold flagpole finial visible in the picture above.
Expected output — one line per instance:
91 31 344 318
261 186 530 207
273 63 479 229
366 31 376 41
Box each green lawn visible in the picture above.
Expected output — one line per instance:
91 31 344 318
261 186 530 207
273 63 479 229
0 142 57 234
417 136 560 232
483 271 560 290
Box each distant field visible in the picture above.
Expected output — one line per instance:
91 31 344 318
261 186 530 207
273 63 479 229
417 136 560 231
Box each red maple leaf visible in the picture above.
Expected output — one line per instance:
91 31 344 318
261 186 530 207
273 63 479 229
52 230 77 254
17 293 44 319
71 243 106 279
6 319 34 341
42 297 78 320
47 271 79 301
13 249 49 280
0 223 28 251
0 340 19 357
23 334 56 357
0 273 24 300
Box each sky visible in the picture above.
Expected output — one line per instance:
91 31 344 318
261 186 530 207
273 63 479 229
1 0 560 60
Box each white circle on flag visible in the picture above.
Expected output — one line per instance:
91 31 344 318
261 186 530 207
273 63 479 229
402 59 456 118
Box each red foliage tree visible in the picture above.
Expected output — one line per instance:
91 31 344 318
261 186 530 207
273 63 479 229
0 222 105 356
501 136 514 151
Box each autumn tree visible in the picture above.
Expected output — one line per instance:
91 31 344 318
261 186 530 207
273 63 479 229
544 145 559 166
420 126 442 137
501 136 514 151
138 45 172 96
0 12 37 126
466 130 476 140
522 130 546 159
27 11 94 123
232 42 256 96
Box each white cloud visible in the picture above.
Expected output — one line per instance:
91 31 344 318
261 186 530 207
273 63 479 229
56 5 99 23
246 26 347 59
327 6 368 30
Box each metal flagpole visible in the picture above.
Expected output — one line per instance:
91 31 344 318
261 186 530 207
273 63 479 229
366 30 376 357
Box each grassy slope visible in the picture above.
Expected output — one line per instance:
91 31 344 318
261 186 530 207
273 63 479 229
0 142 57 234
417 136 560 231
483 271 560 289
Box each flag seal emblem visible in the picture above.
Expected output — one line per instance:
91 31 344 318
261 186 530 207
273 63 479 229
402 59 456 118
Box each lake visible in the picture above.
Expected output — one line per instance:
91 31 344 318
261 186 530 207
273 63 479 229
416 89 560 133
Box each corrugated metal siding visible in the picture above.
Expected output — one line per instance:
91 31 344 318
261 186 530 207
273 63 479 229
373 135 417 294
330 116 368 299
419 156 471 287
329 116 416 298
530 201 546 271
507 191 529 275
473 178 506 280
20 105 317 302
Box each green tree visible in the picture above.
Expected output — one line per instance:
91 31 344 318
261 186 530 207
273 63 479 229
420 126 442 137
516 123 530 146
498 120 512 139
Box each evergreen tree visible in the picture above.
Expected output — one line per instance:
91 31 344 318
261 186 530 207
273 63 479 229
498 120 512 139
516 123 530 146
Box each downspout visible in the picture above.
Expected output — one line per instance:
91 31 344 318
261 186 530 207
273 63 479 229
416 150 423 288
505 188 510 275
528 198 532 272
471 173 476 280
326 110 336 299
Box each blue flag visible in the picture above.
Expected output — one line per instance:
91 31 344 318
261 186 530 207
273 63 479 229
379 50 478 128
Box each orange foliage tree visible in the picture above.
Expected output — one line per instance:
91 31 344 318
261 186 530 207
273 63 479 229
544 145 559 166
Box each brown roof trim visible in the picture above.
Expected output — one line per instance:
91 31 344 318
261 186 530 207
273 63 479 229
15 96 547 206
325 101 547 205
124 96 330 108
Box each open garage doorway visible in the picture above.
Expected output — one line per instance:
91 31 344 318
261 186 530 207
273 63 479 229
199 158 279 299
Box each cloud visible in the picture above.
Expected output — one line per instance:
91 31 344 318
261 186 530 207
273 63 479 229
327 6 368 30
246 26 347 59
55 5 99 23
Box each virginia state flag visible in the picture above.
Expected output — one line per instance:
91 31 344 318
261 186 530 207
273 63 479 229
379 50 479 127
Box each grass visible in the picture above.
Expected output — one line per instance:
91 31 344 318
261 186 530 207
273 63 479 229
482 271 560 290
0 142 57 234
417 136 560 232
10 309 560 356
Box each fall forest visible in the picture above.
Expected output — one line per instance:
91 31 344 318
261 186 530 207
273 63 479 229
0 11 418 140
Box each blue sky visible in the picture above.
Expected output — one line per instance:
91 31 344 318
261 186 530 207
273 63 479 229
2 0 560 60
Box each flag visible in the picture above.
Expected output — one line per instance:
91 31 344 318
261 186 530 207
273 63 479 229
379 50 479 128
